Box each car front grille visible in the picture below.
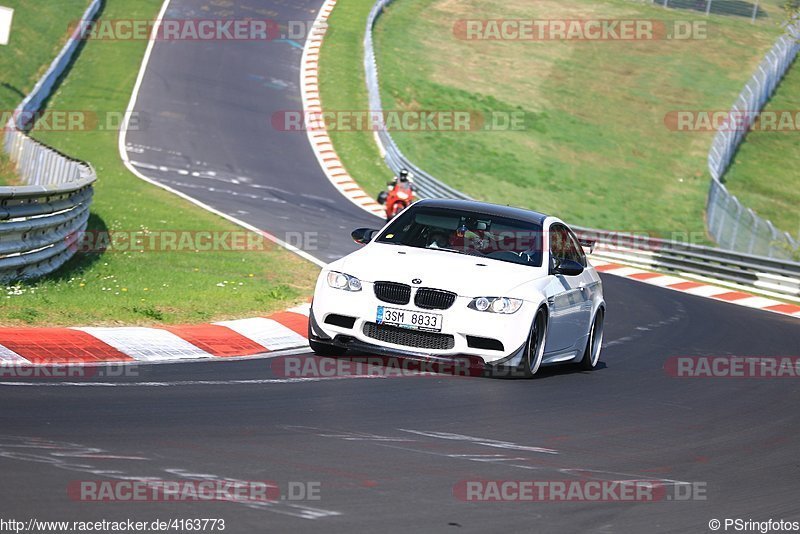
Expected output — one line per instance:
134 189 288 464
363 322 455 350
414 288 457 310
374 281 411 305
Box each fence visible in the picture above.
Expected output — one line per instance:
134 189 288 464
0 0 100 283
651 0 767 23
364 0 471 201
363 0 800 297
706 19 800 259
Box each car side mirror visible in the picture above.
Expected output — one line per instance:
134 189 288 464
351 228 378 245
552 259 584 277
578 237 596 255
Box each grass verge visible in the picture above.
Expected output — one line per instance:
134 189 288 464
723 59 800 239
1 0 319 326
0 0 91 185
321 0 786 239
0 152 18 186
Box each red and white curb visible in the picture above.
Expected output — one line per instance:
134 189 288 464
0 305 312 366
591 258 800 319
301 0 385 218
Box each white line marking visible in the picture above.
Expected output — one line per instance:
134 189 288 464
0 437 342 520
0 376 387 387
0 346 312 368
557 468 690 485
398 429 558 455
118 0 326 269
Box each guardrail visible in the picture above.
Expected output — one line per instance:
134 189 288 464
0 0 100 284
364 0 471 201
363 0 800 299
706 19 800 260
575 229 800 300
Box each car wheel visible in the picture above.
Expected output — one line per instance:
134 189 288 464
307 320 344 357
521 309 547 378
580 308 604 370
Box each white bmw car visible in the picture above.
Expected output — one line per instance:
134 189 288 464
308 199 605 377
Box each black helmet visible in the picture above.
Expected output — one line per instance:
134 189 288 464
399 169 409 182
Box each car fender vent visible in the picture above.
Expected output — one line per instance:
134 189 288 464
324 314 357 329
466 336 505 352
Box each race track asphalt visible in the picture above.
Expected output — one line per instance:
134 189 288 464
1 0 798 532
1 275 799 532
122 0 382 264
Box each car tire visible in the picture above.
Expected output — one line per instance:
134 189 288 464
521 309 547 378
307 320 345 357
580 308 604 370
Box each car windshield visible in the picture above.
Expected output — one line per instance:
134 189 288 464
376 206 543 267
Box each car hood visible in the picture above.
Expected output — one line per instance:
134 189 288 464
330 243 547 297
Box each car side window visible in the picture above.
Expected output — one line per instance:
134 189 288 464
549 225 566 264
566 230 587 267
550 224 583 266
549 224 570 264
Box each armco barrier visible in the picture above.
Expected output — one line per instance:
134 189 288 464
0 0 100 283
364 0 470 201
576 229 800 300
363 0 800 299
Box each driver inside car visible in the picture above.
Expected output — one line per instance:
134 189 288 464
426 229 451 249
451 219 494 252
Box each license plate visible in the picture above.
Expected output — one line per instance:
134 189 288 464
376 306 443 332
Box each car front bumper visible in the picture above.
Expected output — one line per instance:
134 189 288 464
310 279 534 367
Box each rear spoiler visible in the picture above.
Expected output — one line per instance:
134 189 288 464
578 237 596 254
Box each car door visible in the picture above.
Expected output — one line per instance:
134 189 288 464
565 228 594 334
542 224 585 354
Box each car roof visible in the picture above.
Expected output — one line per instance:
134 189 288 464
412 198 550 226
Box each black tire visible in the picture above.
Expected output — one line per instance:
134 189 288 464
521 310 547 378
307 319 344 357
580 308 604 370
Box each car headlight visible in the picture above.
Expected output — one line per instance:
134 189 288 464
469 297 523 314
326 271 362 292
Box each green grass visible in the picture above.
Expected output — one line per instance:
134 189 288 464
0 0 91 185
1 0 319 326
723 60 800 240
0 152 18 186
0 0 90 110
320 0 787 239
